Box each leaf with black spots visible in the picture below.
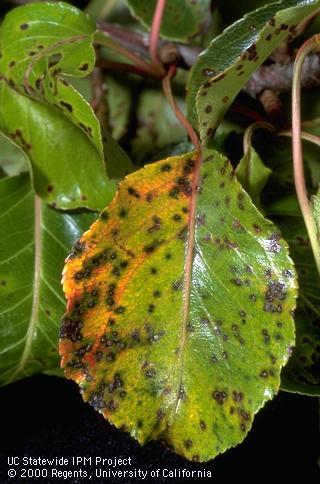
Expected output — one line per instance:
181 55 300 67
0 174 96 385
268 196 320 395
0 2 132 209
261 136 320 395
0 80 117 210
0 2 100 151
186 0 320 141
126 0 211 42
60 149 297 461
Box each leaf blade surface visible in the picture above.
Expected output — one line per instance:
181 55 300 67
0 174 96 385
186 0 320 139
60 149 297 461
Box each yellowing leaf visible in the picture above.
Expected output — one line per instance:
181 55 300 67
60 149 297 461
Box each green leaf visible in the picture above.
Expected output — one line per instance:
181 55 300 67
126 0 211 41
0 174 96 386
0 2 96 84
282 306 320 396
236 145 272 208
0 1 130 209
262 139 320 395
268 207 320 395
106 75 132 142
0 80 116 210
131 89 186 163
60 148 296 462
65 75 135 179
0 133 28 177
0 2 100 151
186 0 320 141
311 187 320 237
85 0 120 21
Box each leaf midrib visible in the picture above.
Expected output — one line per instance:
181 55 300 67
6 194 42 384
171 151 203 420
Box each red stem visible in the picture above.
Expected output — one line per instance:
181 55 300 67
162 65 200 151
150 0 166 64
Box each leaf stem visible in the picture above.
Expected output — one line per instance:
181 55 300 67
162 65 200 152
291 34 320 276
278 130 320 147
243 122 275 154
149 0 167 77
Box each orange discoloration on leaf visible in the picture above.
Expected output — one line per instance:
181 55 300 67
60 150 297 462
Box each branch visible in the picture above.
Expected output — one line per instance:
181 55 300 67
98 22 320 95
98 21 200 66
245 53 320 98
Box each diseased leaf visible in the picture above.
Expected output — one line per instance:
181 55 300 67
126 0 211 42
262 139 320 395
186 0 320 141
0 174 96 386
0 1 100 153
0 80 116 210
131 89 186 163
0 1 130 209
282 306 320 396
268 206 320 395
60 149 297 462
235 145 272 208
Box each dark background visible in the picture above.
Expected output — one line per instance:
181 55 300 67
0 375 319 483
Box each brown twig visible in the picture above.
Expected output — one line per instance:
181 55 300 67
96 59 152 78
98 22 320 95
98 23 151 59
98 21 199 67
245 54 320 98
94 30 162 79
